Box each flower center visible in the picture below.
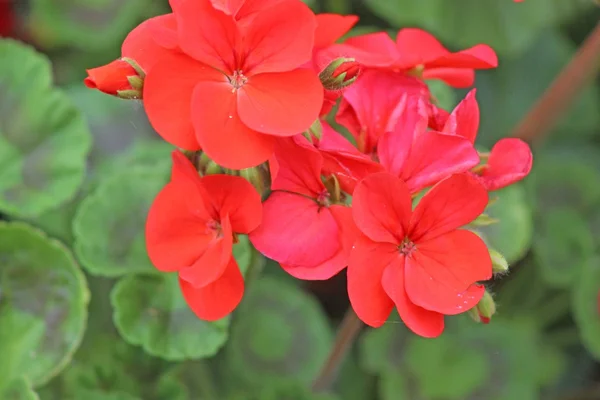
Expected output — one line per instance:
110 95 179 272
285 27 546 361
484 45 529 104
206 219 222 237
317 189 331 207
229 70 248 90
399 238 416 256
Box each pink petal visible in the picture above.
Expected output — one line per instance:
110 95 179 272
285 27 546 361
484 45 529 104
404 230 491 314
381 256 445 338
179 215 234 287
237 70 323 136
180 256 244 321
409 173 488 242
314 14 359 49
191 80 276 169
249 192 340 267
271 136 325 197
144 52 222 150
241 0 316 74
442 89 479 144
352 172 412 244
347 235 396 327
480 138 533 191
121 14 177 72
200 175 263 233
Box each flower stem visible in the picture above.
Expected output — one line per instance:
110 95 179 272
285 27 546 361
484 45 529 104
512 22 600 143
312 307 363 392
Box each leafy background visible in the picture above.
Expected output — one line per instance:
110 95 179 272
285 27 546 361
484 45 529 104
1 0 599 399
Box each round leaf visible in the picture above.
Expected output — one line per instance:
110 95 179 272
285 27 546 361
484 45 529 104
572 257 600 361
224 276 334 387
73 165 170 277
0 39 91 217
0 222 89 387
363 0 592 56
477 183 533 263
533 209 594 288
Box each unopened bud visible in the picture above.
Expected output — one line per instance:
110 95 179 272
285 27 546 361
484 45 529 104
489 247 509 274
84 58 145 100
468 290 496 324
319 58 360 90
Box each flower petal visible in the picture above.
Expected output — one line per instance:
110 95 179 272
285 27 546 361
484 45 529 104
314 14 359 49
352 172 411 244
409 173 488 242
238 70 323 136
423 68 475 88
347 235 396 327
405 230 491 314
381 255 445 338
249 192 340 267
122 14 177 72
191 80 276 169
241 0 316 74
442 89 479 144
425 44 498 70
342 32 399 66
200 174 263 233
480 138 533 191
180 256 244 321
144 52 223 150
179 214 234 287
395 28 448 68
271 136 325 197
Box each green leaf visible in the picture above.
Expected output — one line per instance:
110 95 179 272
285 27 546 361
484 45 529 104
476 183 533 264
572 257 600 361
359 316 409 374
29 0 148 50
335 351 375 400
533 209 594 288
224 276 334 388
378 370 409 400
229 381 339 400
0 39 91 218
1 377 39 400
73 165 170 277
427 80 457 111
476 31 600 146
362 0 592 56
0 222 89 387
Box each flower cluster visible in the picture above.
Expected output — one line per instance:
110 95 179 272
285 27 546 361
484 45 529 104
86 0 533 338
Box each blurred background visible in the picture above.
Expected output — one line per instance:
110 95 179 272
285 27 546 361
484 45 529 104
0 0 599 399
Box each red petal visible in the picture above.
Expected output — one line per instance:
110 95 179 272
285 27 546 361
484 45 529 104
238 70 323 136
249 192 340 267
281 205 357 280
347 235 396 327
314 14 359 49
425 44 498 70
180 256 244 321
144 52 223 150
121 14 177 72
352 172 411 244
145 181 211 272
200 174 263 233
480 138 533 191
409 173 488 242
271 137 325 197
191 80 276 169
241 0 316 74
172 0 237 73
169 150 214 215
395 28 448 69
405 230 491 314
84 60 137 95
381 256 444 338
423 68 475 88
442 89 479 144
234 0 287 20
341 32 399 67
427 103 450 131
179 214 234 287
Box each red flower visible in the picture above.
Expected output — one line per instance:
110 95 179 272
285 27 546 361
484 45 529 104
84 59 142 97
0 0 15 37
325 28 497 88
249 137 357 280
347 172 492 337
145 150 262 321
377 95 480 193
110 0 324 169
441 90 533 190
336 69 429 154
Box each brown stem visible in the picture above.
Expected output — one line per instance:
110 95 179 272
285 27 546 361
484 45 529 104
312 307 363 392
512 22 600 143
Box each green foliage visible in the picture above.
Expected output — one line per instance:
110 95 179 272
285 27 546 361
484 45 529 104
572 258 600 361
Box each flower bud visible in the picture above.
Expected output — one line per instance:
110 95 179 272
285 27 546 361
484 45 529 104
489 247 509 274
319 58 360 90
84 58 145 99
468 290 496 324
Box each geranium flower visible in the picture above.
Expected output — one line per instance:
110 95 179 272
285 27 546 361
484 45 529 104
145 150 262 320
249 136 357 280
84 59 143 98
347 172 492 337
